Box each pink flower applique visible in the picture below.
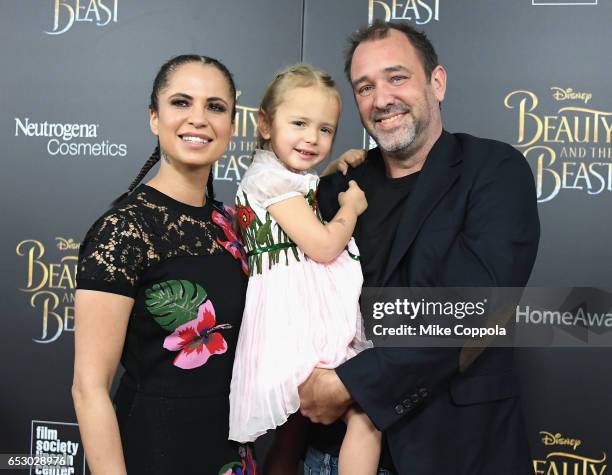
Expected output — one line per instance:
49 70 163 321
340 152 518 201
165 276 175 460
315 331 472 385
212 205 249 275
217 445 258 475
163 300 231 369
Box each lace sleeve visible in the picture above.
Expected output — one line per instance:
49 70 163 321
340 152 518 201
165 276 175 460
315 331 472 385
76 211 147 298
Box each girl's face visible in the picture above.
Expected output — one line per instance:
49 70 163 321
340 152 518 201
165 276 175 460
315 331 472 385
260 85 340 172
150 62 234 170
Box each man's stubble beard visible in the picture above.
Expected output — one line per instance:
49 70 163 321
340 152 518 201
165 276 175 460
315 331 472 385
366 95 433 158
370 117 418 154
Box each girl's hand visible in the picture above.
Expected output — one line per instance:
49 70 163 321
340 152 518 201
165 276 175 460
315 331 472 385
338 180 368 216
322 149 367 176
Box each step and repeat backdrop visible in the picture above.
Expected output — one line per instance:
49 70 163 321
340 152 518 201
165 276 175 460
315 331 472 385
2 1 610 473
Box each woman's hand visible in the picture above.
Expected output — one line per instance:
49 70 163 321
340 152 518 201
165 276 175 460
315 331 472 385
338 180 368 216
322 149 367 176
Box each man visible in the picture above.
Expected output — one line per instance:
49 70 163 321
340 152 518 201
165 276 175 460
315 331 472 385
299 20 539 475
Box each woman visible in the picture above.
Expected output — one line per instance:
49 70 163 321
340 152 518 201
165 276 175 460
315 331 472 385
72 55 256 475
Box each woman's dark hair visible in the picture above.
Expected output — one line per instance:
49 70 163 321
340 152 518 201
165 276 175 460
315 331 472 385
114 55 236 205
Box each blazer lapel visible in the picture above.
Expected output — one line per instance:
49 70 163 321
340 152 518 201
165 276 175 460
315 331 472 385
382 131 463 285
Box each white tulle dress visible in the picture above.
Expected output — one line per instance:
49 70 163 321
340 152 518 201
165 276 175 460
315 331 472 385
228 149 371 443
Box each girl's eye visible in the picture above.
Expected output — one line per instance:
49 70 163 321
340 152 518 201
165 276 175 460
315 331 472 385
292 120 306 127
321 127 334 135
358 85 373 96
209 103 227 113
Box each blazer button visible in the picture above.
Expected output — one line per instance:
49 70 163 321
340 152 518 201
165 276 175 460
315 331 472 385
418 387 429 398
402 400 414 411
394 404 405 415
411 394 420 404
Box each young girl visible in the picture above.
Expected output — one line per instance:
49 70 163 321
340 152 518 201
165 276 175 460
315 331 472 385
228 64 380 474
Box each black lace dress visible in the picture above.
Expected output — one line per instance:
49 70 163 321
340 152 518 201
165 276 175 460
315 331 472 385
77 185 257 475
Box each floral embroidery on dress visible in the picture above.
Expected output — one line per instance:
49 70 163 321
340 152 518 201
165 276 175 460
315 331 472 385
305 188 323 222
163 300 231 369
145 280 208 331
217 445 258 475
212 203 249 275
235 203 255 229
145 279 231 369
235 194 299 276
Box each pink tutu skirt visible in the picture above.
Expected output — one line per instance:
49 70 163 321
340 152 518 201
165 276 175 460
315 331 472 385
228 239 371 442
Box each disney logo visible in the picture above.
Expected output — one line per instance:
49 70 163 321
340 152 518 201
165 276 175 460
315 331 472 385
540 431 582 451
56 237 80 251
551 87 592 104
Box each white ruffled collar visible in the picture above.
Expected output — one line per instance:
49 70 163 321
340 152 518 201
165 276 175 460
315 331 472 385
253 148 318 179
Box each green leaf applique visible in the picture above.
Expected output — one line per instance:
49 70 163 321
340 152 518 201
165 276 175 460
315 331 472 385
145 280 208 332
255 213 272 245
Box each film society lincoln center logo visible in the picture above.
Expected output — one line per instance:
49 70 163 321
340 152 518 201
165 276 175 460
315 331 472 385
504 87 612 203
16 238 78 344
31 421 86 474
533 430 607 474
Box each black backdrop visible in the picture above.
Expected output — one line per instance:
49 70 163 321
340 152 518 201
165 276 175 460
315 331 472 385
2 1 611 473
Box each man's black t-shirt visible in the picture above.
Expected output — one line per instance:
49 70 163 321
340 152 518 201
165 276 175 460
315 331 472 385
312 148 420 470
355 159 420 287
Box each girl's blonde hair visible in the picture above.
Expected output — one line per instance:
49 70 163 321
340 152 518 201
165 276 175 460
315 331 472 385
257 64 342 149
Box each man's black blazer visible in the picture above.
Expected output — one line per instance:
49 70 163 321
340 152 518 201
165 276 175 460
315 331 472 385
317 131 540 475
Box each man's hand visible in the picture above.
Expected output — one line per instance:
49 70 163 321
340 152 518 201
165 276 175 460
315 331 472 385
298 368 353 424
321 149 367 176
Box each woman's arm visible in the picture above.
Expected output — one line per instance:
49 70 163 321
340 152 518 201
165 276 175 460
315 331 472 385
72 289 133 474
268 180 367 263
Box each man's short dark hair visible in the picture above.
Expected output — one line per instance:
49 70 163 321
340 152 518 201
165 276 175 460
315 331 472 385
344 20 439 82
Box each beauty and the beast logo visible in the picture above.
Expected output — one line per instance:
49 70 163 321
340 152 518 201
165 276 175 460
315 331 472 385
504 88 612 203
46 0 118 36
214 91 257 183
368 0 440 25
534 431 607 475
16 238 78 344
